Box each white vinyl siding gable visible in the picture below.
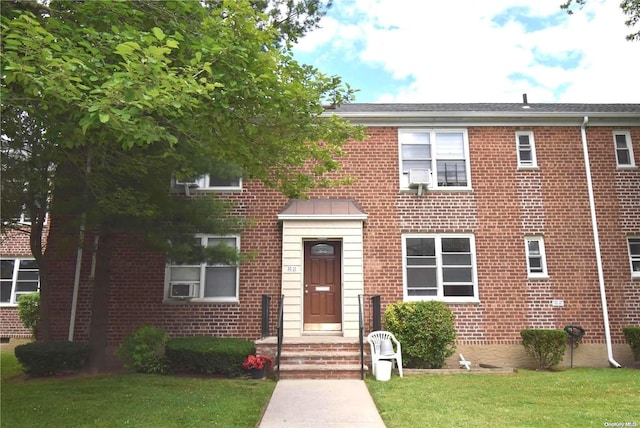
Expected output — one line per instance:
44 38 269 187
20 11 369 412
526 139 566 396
614 131 635 168
516 131 537 168
399 129 471 190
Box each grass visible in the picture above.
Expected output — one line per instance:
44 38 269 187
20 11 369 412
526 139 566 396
366 369 640 428
1 352 275 428
3 351 639 427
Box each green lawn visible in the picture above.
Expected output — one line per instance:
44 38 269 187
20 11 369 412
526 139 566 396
366 369 640 428
3 351 639 428
1 352 275 428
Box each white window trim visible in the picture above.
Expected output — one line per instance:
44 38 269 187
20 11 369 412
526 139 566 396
174 174 242 192
402 234 479 303
165 234 240 303
0 258 40 306
628 237 640 279
398 129 472 191
516 131 538 169
614 131 636 168
525 236 548 279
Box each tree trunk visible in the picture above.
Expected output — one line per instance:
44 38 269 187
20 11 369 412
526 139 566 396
87 231 113 372
31 208 50 340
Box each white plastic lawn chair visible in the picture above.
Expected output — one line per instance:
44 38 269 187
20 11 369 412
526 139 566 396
367 331 403 377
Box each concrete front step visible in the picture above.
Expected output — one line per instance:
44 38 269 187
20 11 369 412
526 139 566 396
256 336 369 379
276 363 367 379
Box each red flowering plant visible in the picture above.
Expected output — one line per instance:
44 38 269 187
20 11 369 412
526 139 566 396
242 355 273 370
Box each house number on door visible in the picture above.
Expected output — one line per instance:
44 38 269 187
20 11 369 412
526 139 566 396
285 265 298 272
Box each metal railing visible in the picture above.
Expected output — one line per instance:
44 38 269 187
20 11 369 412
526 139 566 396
276 294 284 381
358 294 382 379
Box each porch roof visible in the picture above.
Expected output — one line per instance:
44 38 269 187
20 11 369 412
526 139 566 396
278 199 368 221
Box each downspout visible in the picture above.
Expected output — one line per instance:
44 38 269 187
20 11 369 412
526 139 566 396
580 116 621 368
68 153 92 341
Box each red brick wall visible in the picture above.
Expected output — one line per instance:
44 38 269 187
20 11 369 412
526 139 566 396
43 124 640 350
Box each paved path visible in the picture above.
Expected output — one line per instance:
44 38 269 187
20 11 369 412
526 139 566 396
258 379 386 428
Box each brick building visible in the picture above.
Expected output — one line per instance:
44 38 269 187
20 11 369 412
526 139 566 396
10 103 640 369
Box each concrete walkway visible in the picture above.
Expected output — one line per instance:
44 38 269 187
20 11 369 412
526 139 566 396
258 379 386 428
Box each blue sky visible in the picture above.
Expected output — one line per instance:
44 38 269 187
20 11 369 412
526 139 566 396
292 0 640 103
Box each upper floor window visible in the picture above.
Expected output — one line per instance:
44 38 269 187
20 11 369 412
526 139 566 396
175 173 242 192
166 235 240 302
399 129 470 190
402 234 478 302
516 131 537 168
628 237 640 278
525 236 548 278
614 131 635 168
0 258 39 306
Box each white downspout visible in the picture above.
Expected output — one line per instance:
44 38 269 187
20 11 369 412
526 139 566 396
580 116 621 368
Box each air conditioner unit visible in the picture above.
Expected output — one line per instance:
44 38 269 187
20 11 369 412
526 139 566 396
408 168 432 188
170 283 198 299
176 177 199 187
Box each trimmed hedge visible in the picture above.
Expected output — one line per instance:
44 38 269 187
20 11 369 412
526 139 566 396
520 329 567 370
383 301 457 369
622 326 640 360
166 337 255 377
116 325 170 374
17 292 39 335
14 341 89 376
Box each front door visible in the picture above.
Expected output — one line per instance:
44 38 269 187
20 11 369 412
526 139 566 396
303 241 342 330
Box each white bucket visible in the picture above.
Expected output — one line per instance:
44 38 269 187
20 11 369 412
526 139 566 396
375 360 392 381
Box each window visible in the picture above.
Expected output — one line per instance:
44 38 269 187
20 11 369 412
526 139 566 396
525 236 548 278
628 237 640 278
175 164 242 192
614 131 635 168
167 235 239 302
0 258 40 305
399 129 470 189
516 131 537 168
402 234 477 302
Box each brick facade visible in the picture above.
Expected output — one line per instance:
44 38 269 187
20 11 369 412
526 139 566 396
10 105 640 367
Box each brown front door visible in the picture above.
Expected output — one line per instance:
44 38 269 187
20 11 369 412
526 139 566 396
304 241 342 327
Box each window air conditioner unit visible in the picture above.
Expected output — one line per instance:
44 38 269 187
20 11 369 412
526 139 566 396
170 283 198 299
408 168 431 188
176 177 199 187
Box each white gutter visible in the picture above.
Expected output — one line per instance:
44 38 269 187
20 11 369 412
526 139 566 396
580 115 622 368
68 154 92 341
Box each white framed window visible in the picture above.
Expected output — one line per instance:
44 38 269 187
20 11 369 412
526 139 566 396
628 237 640 278
175 173 242 192
525 236 548 278
0 258 40 306
516 131 538 168
399 129 471 190
402 234 478 302
166 235 240 302
614 131 635 168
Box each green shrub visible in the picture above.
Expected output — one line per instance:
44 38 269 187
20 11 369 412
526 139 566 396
17 292 40 335
166 337 255 377
520 329 567 370
622 326 640 360
383 301 457 369
14 341 89 376
116 325 170 374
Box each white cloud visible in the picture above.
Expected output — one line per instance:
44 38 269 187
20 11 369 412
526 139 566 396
293 0 640 103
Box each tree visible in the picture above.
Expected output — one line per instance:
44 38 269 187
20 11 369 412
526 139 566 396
561 0 640 41
2 0 363 370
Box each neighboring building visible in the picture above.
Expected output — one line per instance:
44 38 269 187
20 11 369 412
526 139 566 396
0 227 42 347
38 103 640 369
